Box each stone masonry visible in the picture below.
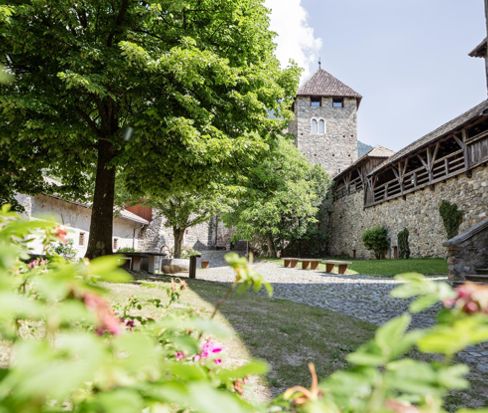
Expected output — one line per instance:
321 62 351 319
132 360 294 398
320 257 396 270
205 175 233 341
329 165 488 259
294 96 358 176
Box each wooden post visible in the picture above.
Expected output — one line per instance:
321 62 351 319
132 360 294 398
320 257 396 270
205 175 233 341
461 129 470 169
189 254 201 279
485 0 488 95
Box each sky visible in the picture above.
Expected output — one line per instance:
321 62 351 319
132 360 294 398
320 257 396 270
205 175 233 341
265 0 486 151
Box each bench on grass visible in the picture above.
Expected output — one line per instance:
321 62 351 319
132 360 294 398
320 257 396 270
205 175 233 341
283 258 321 270
321 259 352 275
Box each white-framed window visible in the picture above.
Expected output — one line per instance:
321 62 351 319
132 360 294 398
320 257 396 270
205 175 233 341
332 97 344 108
318 119 325 134
311 118 318 134
310 96 321 108
311 118 326 135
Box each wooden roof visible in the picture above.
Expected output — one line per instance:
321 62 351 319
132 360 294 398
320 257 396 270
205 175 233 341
369 99 488 176
297 68 362 102
469 37 487 58
333 146 394 181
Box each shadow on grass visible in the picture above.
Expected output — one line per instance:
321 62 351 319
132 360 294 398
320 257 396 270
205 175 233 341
131 271 375 397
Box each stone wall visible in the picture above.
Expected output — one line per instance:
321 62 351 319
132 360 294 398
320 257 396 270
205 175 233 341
329 165 488 258
141 210 214 254
294 96 358 176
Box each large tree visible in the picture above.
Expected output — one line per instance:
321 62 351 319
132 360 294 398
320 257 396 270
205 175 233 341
0 1 299 257
224 137 330 257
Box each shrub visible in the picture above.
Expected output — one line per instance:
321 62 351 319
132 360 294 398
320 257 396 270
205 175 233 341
397 228 410 259
1 205 488 413
439 200 464 239
362 226 389 259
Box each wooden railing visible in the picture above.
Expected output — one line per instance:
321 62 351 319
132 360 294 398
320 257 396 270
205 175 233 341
334 175 363 200
370 149 466 205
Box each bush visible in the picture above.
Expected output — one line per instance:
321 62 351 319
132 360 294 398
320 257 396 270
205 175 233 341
1 205 488 413
362 226 389 259
397 228 410 259
439 200 464 239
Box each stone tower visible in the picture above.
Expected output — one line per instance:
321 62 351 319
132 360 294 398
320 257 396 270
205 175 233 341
289 67 361 176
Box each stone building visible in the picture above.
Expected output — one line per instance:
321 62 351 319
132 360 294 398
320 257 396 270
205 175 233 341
289 67 362 176
329 97 488 260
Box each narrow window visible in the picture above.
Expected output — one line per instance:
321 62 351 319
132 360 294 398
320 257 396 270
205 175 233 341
310 97 321 108
311 119 318 134
79 232 85 246
113 238 118 250
318 119 325 134
332 97 344 108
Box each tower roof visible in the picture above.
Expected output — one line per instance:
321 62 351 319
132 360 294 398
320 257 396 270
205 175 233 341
297 68 362 101
469 37 487 58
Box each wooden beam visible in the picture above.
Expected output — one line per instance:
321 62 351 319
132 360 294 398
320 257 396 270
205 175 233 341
461 128 470 169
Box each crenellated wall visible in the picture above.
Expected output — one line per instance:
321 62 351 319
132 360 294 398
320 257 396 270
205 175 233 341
329 165 488 259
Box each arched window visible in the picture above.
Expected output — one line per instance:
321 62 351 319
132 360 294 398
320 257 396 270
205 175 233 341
318 119 326 134
311 118 318 134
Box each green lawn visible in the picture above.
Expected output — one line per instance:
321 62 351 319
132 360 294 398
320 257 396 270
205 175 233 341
264 257 447 276
348 258 447 276
107 273 486 409
109 275 375 399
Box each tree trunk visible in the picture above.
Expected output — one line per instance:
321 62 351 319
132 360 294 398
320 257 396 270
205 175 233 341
173 227 185 258
266 236 277 258
85 139 116 258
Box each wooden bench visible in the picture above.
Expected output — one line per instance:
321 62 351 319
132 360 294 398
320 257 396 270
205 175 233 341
321 259 352 275
283 258 321 270
283 257 299 268
299 258 321 270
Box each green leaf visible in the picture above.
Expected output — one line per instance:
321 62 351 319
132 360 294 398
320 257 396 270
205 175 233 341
217 360 269 381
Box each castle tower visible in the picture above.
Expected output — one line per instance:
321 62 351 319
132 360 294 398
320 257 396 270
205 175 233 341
290 67 362 175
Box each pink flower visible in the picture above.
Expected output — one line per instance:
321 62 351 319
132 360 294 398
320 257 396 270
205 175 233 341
214 358 222 365
83 292 122 336
175 351 185 361
193 339 224 363
444 283 488 315
54 226 68 243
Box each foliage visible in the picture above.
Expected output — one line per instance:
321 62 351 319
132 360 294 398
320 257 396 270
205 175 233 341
362 226 389 259
151 183 239 258
180 247 202 259
224 137 330 257
116 247 135 253
439 200 464 239
397 228 410 259
0 206 272 413
49 238 78 261
0 1 300 257
1 208 488 412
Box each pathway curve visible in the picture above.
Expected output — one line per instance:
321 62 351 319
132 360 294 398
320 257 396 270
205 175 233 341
195 261 488 373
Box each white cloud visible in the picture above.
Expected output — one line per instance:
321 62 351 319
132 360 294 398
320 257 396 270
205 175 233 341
265 0 322 80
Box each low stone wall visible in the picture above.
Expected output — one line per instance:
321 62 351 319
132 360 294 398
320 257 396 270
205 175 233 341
444 218 488 282
329 165 488 259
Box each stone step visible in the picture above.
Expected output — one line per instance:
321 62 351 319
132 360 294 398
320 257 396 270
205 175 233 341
475 267 488 275
464 273 488 284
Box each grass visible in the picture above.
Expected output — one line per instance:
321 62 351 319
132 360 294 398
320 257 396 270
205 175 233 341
107 274 488 409
108 275 375 399
264 257 447 276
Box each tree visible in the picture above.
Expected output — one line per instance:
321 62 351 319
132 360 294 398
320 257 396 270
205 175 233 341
151 184 237 258
0 1 299 258
224 137 329 257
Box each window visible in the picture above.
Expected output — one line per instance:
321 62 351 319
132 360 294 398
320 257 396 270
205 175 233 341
78 232 85 246
332 97 344 108
311 119 318 134
311 118 325 135
318 119 325 134
310 97 321 108
113 238 118 250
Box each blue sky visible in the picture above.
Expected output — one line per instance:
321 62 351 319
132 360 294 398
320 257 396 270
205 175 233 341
266 0 486 151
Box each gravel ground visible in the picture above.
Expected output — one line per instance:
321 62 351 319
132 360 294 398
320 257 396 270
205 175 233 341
194 260 488 374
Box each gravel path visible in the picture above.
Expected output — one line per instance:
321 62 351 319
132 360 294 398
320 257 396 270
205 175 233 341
195 261 488 374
